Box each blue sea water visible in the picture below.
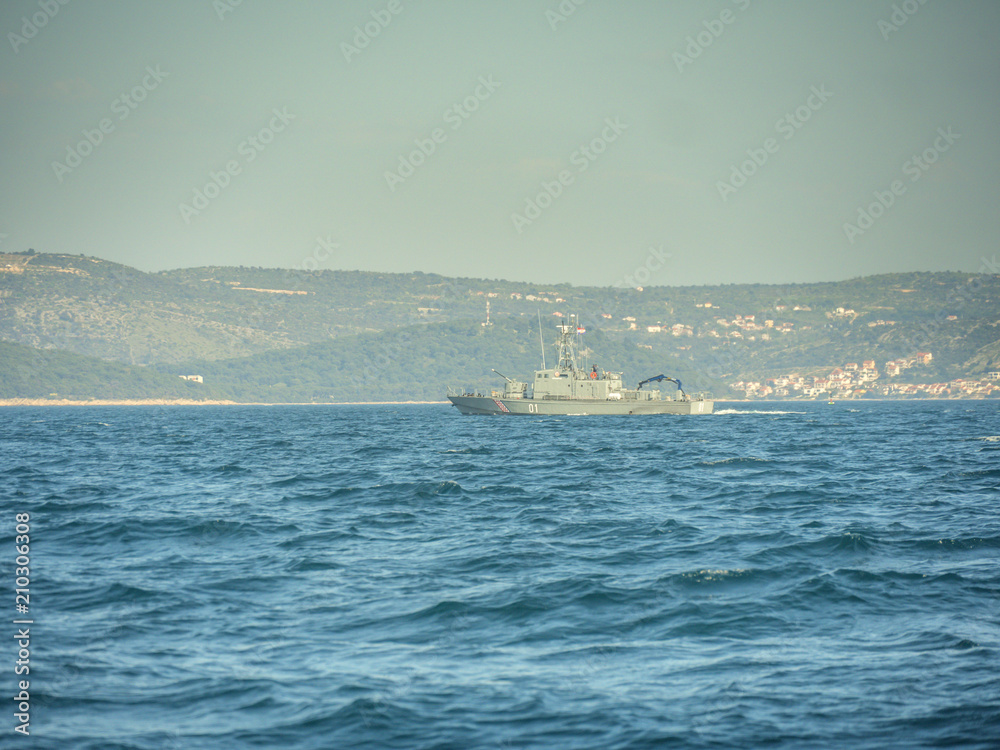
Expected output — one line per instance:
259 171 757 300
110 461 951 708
2 401 999 749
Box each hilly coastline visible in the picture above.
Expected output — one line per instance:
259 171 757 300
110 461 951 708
1 251 998 403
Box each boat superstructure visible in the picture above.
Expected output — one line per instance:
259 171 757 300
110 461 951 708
447 316 713 416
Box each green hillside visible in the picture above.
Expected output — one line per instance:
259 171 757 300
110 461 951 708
152 317 710 403
2 250 999 401
0 340 228 401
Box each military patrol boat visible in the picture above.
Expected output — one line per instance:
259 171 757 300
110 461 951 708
447 316 713 416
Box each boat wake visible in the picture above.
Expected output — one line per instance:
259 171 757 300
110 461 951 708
714 408 807 415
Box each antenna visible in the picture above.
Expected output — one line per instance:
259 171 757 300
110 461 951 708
537 309 546 369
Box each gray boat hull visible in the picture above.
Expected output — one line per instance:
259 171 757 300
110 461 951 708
447 395 713 416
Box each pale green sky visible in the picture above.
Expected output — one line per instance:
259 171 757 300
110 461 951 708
1 0 997 286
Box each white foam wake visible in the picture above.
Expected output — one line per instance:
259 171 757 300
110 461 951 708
713 408 807 415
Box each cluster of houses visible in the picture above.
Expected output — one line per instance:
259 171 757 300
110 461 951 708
623 311 801 341
883 352 933 375
474 293 826 343
505 292 566 304
826 306 857 320
583 310 801 340
730 352 1000 399
641 322 694 336
623 314 777 338
882 378 998 397
712 313 797 337
466 297 994 397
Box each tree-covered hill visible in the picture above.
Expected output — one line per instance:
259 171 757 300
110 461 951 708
2 250 998 400
152 317 711 403
0 340 229 401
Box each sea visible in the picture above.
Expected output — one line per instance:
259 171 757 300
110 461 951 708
2 401 999 749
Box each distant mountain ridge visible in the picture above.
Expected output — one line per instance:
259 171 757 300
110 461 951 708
1 251 998 401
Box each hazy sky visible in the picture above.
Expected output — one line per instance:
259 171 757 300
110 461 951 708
2 0 998 287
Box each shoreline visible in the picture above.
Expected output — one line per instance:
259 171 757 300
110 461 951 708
0 399 450 407
0 397 993 407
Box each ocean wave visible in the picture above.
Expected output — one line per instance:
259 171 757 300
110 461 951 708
699 456 772 467
713 408 808 415
372 479 467 499
211 462 252 474
439 445 493 454
5 402 1000 749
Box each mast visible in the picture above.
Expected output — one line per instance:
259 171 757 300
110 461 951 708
537 309 546 369
555 314 579 373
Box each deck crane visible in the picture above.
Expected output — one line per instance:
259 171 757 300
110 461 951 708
637 374 684 397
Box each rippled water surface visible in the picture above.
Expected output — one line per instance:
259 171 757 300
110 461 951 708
3 401 999 749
